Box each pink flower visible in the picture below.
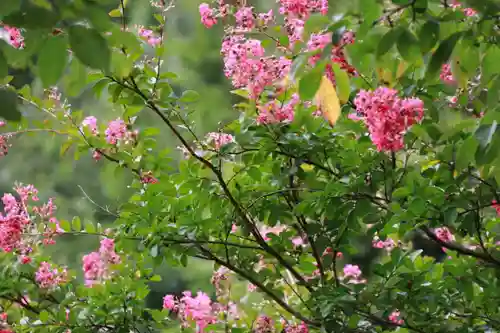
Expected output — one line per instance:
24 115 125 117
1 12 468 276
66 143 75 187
353 87 424 152
105 119 128 145
199 3 217 28
0 135 10 157
258 10 274 26
257 93 298 125
231 223 238 233
82 238 121 286
206 132 235 150
434 227 454 243
372 237 396 251
82 116 98 135
179 291 217 332
0 121 5 127
278 0 328 20
255 315 274 333
163 295 176 310
284 322 308 333
440 64 455 85
140 171 158 184
35 261 67 289
1 25 24 48
235 6 255 29
260 224 288 241
492 200 500 216
343 264 362 279
248 283 257 292
388 310 404 325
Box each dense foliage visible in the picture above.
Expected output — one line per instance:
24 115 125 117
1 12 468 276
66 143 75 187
0 0 500 332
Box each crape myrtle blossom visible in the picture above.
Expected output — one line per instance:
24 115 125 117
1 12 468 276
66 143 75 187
81 117 137 146
82 238 121 286
205 132 235 150
372 236 396 251
343 264 366 284
440 63 455 85
388 310 404 325
35 261 68 289
0 184 62 258
352 87 424 152
162 291 217 332
137 26 162 46
0 25 24 48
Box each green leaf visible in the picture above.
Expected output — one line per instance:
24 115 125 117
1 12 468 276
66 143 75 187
475 121 497 148
179 90 200 103
456 136 479 170
84 221 96 233
304 13 330 36
0 0 21 17
299 65 324 101
331 63 350 104
444 207 458 225
376 28 403 58
0 88 21 121
426 32 462 78
69 25 111 72
150 274 162 282
39 310 49 322
397 28 421 62
59 220 71 232
482 46 500 84
419 20 440 53
3 4 59 29
37 36 68 88
0 50 7 79
72 216 82 231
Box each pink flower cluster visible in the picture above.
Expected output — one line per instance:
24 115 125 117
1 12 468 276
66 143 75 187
343 264 366 284
140 171 158 184
434 227 454 243
257 93 299 125
306 31 357 82
492 200 500 216
284 322 309 333
82 238 121 286
440 64 455 85
206 132 235 150
221 35 292 99
0 185 61 257
211 266 230 296
352 87 424 152
278 0 328 19
0 135 10 157
255 315 274 333
138 26 162 47
199 3 218 28
163 291 217 332
35 261 68 289
1 25 24 48
372 236 396 251
388 310 404 325
82 117 137 146
450 1 478 16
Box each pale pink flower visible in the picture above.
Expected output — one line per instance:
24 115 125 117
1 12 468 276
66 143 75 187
199 3 217 28
388 310 404 325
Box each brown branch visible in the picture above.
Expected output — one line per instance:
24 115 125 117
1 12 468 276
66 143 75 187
421 226 500 267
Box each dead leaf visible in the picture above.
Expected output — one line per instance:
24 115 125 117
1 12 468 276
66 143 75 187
315 75 341 126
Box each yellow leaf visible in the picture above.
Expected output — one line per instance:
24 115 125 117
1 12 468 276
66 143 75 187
376 67 393 86
396 60 409 80
315 75 341 126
